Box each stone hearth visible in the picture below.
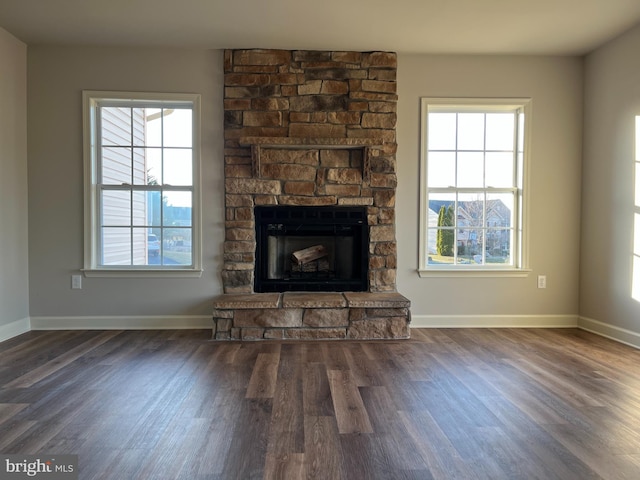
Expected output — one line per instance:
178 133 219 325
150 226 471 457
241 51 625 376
213 292 410 340
215 48 410 340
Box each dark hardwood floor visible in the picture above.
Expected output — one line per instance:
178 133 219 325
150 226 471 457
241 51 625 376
1 328 640 479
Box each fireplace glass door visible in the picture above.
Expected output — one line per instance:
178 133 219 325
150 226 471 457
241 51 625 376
255 206 368 292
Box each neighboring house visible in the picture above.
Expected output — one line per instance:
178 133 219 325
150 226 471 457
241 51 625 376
100 107 148 265
427 207 439 254
427 199 511 255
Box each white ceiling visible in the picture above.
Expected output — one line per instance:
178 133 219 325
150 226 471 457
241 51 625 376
1 0 640 55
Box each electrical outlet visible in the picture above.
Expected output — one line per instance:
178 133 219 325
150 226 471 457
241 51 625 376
537 275 547 289
71 275 82 289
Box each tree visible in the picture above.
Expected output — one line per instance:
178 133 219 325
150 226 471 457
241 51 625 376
436 205 454 256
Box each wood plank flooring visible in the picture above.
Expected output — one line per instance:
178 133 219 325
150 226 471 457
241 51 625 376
1 328 640 479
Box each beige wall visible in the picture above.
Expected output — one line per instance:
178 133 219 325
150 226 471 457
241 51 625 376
397 55 583 322
9 32 640 341
581 24 640 338
24 47 585 326
0 28 29 338
27 46 224 319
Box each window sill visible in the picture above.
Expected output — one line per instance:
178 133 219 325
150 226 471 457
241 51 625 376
82 268 203 278
417 268 531 278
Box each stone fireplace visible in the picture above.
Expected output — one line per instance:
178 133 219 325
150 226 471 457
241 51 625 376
212 49 410 340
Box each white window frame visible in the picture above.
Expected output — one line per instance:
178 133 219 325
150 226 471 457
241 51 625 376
82 91 202 277
418 97 532 277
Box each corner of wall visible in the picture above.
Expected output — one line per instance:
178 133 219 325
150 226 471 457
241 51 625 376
0 317 31 343
578 316 640 350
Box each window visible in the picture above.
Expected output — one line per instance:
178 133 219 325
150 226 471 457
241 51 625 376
419 98 531 275
83 91 202 276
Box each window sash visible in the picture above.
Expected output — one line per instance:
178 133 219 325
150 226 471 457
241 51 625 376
426 188 517 267
97 184 194 268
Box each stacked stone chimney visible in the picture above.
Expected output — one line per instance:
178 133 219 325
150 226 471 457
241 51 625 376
222 49 398 294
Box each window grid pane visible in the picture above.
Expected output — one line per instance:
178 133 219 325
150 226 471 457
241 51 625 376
426 104 522 268
96 101 195 268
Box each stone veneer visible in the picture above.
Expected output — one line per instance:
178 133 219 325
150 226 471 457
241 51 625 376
223 49 398 294
217 49 409 340
213 292 410 340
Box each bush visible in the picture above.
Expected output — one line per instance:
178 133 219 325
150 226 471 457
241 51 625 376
436 205 454 256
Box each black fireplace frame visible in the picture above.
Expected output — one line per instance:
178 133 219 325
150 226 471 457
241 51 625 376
254 205 369 293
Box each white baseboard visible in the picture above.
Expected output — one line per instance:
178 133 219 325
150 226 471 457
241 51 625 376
13 314 640 351
410 314 579 329
0 317 31 343
578 316 640 350
30 315 212 331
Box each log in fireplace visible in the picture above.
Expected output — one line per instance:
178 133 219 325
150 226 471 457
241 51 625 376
254 206 369 292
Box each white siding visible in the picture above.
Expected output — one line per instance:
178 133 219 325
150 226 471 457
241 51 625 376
101 107 147 265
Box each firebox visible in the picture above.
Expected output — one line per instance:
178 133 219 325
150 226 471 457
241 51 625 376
254 206 369 292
